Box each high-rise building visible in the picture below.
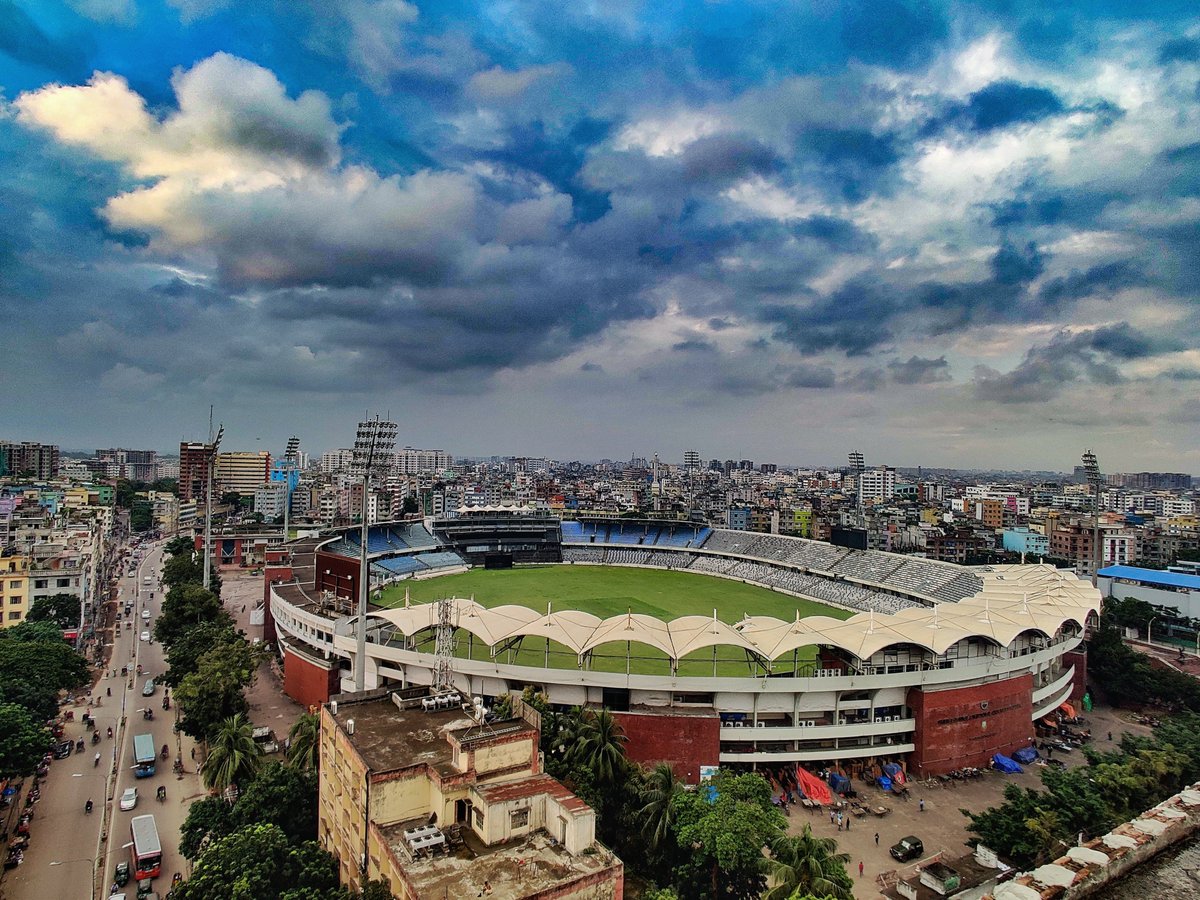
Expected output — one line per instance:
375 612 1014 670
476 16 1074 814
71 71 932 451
215 451 271 498
94 448 158 481
393 447 453 474
683 450 700 471
178 442 213 503
0 441 60 479
859 468 896 502
320 449 354 473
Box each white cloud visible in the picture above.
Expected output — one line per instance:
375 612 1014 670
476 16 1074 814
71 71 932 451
466 63 571 102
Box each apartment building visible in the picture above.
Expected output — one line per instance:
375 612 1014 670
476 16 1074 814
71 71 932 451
215 451 271 498
0 553 30 627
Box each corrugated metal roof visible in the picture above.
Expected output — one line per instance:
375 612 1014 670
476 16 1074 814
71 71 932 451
1099 565 1200 590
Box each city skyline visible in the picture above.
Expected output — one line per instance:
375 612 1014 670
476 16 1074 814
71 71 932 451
2 3 1199 470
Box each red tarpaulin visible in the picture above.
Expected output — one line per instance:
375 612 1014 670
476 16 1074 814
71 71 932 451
1059 702 1076 718
796 767 833 805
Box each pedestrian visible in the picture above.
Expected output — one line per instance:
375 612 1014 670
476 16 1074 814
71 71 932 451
846 814 851 831
859 861 864 878
875 832 880 846
190 747 196 760
1108 731 1113 741
830 809 835 825
919 798 925 813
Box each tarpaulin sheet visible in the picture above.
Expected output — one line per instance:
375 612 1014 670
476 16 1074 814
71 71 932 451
828 773 851 794
1013 746 1039 764
883 762 906 784
992 753 1023 774
1059 701 1076 718
796 767 832 805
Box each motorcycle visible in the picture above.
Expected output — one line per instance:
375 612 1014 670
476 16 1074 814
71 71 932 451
85 799 93 815
93 753 101 768
91 732 100 746
75 739 85 753
107 727 113 739
144 709 154 721
161 745 169 760
156 786 166 802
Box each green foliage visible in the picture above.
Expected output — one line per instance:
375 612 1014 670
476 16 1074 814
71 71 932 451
180 796 236 860
0 623 90 720
130 499 153 532
0 703 50 777
763 825 853 900
643 889 680 900
1103 596 1159 632
639 762 684 854
201 713 263 792
671 771 786 900
165 535 195 557
176 641 258 740
1088 621 1200 712
287 713 320 771
26 593 80 630
172 824 346 900
568 707 628 788
360 880 397 900
154 583 230 648
232 761 319 844
163 622 244 689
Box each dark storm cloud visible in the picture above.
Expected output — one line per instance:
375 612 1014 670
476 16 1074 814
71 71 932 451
783 364 837 389
679 134 780 183
1038 261 1143 304
889 355 952 385
973 323 1178 403
671 339 717 353
933 80 1065 134
990 241 1046 285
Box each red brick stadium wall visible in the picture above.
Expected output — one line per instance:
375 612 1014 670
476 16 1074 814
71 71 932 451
611 710 720 784
1062 648 1088 701
262 564 293 643
283 646 340 708
907 673 1033 775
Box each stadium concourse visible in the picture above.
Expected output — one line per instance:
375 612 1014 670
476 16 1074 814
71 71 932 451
262 512 1099 781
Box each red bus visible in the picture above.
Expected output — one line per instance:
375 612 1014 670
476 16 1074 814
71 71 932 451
130 814 162 879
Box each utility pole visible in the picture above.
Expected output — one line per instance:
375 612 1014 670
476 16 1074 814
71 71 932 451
203 411 223 591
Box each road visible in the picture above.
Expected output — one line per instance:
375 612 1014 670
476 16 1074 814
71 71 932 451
1 539 206 900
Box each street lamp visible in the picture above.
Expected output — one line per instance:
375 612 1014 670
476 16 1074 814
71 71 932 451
351 416 397 693
1148 615 1158 647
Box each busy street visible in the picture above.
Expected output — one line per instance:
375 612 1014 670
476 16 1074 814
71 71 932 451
1 539 206 900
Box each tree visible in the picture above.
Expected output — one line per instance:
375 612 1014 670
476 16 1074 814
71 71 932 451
201 714 263 792
165 535 195 557
569 707 628 788
360 881 397 900
0 703 50 777
232 762 319 845
154 583 230 648
163 622 244 689
180 796 236 860
639 762 684 853
401 497 420 514
0 624 90 718
172 824 345 900
26 592 80 630
287 713 320 771
176 641 259 740
671 771 786 900
762 825 853 900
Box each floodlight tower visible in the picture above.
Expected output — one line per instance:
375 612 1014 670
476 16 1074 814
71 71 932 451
352 415 397 692
203 416 223 591
848 450 866 525
1081 450 1103 585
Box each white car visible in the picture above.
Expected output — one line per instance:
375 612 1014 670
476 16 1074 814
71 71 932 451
119 787 138 810
140 630 150 642
141 609 151 621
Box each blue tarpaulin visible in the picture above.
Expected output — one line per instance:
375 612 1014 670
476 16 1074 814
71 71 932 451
992 753 1023 774
828 773 851 794
1013 746 1038 764
878 775 893 792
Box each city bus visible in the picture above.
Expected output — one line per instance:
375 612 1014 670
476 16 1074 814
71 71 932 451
130 814 162 880
132 733 156 778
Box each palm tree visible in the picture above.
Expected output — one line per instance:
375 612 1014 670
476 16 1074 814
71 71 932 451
201 713 262 793
763 824 854 900
286 713 319 771
569 707 627 786
638 762 683 851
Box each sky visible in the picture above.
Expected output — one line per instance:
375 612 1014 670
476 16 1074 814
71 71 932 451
1 1 1199 471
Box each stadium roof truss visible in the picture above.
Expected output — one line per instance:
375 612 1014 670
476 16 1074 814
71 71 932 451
364 564 1099 670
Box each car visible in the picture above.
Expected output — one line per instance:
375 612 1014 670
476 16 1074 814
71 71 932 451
141 609 151 621
114 860 130 885
890 835 924 862
142 678 156 696
119 787 138 810
54 740 73 759
140 630 151 642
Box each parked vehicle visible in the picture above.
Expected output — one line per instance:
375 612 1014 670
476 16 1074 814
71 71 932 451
890 835 924 862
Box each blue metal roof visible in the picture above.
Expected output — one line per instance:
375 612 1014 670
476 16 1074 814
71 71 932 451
1098 565 1200 590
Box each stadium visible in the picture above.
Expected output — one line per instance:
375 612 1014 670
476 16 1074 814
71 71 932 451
265 508 1099 779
